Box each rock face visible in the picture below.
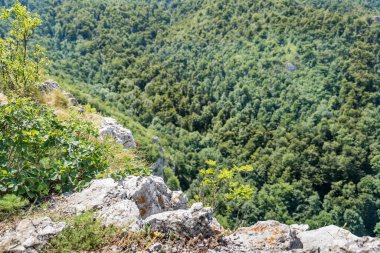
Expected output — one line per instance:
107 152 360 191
216 220 303 252
40 80 62 93
285 62 297 71
63 178 120 213
122 176 187 218
3 176 379 253
144 202 222 238
100 199 141 229
58 176 188 228
0 93 7 105
99 117 137 149
0 217 65 253
298 225 380 253
40 80 78 106
371 16 380 23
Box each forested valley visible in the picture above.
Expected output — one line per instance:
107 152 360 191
1 0 380 236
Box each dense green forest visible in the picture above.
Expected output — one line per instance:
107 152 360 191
1 0 380 236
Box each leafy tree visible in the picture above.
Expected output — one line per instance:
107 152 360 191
0 1 47 96
2 0 379 235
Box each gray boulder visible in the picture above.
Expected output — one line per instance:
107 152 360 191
40 80 62 93
63 178 120 213
0 93 7 105
57 176 188 228
99 199 141 230
298 225 380 253
285 63 297 71
215 220 302 253
144 202 221 238
371 16 380 23
122 176 188 218
0 217 65 253
99 117 137 149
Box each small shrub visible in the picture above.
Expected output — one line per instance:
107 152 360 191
44 90 70 108
0 194 28 218
98 138 151 180
374 222 380 237
43 212 164 252
163 167 180 190
43 212 117 252
0 98 108 200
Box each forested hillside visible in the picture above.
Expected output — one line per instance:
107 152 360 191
1 0 380 236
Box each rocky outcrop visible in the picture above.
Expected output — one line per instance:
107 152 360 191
298 225 380 253
3 176 379 253
214 221 380 253
57 176 188 227
122 176 187 218
99 117 137 149
215 220 303 252
100 199 141 230
285 62 297 71
40 80 78 106
151 136 167 177
0 217 65 253
144 202 222 238
40 80 62 93
63 178 119 213
371 16 380 23
0 93 7 105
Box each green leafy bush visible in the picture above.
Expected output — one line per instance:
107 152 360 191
191 161 255 228
0 98 108 199
163 167 180 190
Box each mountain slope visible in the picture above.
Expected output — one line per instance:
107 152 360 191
2 0 380 235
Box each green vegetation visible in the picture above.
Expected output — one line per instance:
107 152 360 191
43 212 118 252
0 98 108 199
0 194 28 218
0 2 47 97
190 161 255 228
0 0 379 236
0 2 149 215
43 212 164 252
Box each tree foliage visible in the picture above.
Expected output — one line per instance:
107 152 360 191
0 1 47 96
1 0 379 235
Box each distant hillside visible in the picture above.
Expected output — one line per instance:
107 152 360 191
2 0 379 236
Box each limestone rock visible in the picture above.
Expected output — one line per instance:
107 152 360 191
149 242 162 252
143 203 221 238
64 178 120 213
0 93 7 105
285 63 297 71
151 157 165 177
57 177 188 229
123 176 187 218
171 191 188 210
40 80 62 93
216 220 302 252
99 117 136 149
371 16 380 23
0 217 65 253
99 199 141 230
290 224 309 234
298 225 380 253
